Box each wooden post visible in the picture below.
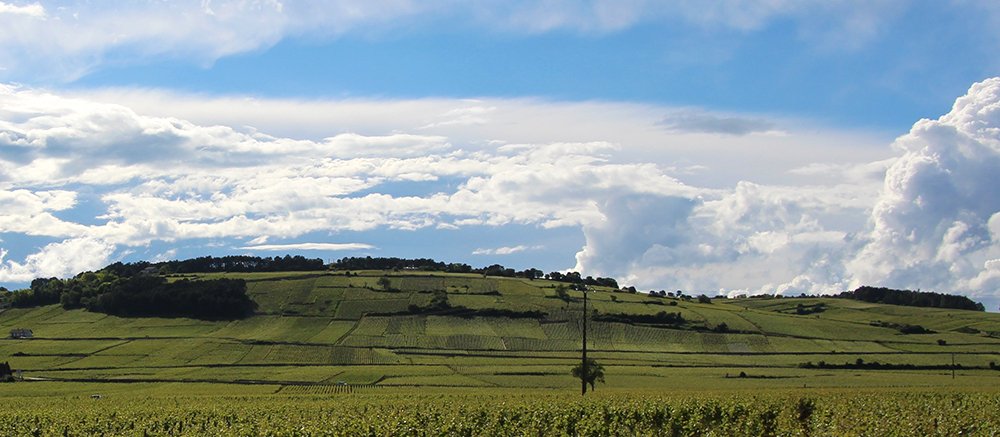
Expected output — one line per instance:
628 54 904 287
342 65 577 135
582 286 588 396
952 353 955 380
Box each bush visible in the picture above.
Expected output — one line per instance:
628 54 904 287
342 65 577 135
898 324 933 334
593 311 684 326
796 398 815 423
555 285 571 302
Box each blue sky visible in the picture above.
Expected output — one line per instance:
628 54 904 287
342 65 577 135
66 2 994 128
2 1 1000 310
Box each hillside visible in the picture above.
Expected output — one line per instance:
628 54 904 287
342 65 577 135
2 270 1000 391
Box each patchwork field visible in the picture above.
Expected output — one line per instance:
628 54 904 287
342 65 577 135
3 270 1000 392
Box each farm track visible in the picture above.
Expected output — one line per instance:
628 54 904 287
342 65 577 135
26 375 351 387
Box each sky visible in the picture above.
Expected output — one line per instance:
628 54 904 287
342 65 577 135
1 1 1000 310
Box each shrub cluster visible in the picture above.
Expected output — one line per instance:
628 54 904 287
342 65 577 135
10 273 255 320
593 311 684 326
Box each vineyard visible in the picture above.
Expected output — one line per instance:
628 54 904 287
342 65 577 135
3 270 1000 433
1 388 997 436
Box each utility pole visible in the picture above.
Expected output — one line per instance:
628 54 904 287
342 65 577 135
581 286 588 396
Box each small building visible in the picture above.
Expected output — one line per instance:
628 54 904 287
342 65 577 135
9 328 33 339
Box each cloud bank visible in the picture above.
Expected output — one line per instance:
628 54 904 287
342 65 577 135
1 78 999 310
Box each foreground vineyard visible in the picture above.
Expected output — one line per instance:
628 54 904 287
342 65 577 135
2 388 998 436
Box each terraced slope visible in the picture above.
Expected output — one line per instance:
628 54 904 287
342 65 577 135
3 270 1000 390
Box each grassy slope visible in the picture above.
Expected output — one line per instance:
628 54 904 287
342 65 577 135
2 270 1000 391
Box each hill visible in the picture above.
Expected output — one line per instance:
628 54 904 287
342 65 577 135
2 269 1000 391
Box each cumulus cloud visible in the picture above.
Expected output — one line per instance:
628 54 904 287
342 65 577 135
574 181 857 295
847 78 1000 301
0 237 115 282
0 1 905 81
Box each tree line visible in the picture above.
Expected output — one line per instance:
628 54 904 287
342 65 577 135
101 255 325 276
331 256 620 288
837 286 985 311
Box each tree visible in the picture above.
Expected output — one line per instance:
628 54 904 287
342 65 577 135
521 268 543 280
571 358 605 391
0 361 12 382
555 284 571 302
377 276 392 291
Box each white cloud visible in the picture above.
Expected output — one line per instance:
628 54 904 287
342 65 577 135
6 84 743 249
0 1 907 81
0 237 115 282
472 245 542 255
150 248 178 263
0 2 43 18
0 189 92 238
237 242 376 251
70 88 892 188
